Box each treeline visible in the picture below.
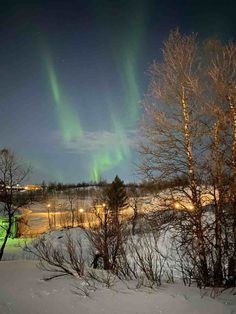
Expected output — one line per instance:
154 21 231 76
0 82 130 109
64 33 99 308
42 176 188 194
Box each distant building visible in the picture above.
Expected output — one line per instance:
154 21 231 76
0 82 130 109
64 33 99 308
23 184 42 191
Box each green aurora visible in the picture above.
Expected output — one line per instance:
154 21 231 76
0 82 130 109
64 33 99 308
91 113 131 181
44 50 83 144
120 2 147 127
90 3 146 181
42 2 146 182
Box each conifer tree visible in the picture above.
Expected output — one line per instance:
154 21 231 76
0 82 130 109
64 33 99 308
106 175 128 224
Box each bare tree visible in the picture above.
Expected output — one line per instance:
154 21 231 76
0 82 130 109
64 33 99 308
44 198 57 229
24 232 85 279
140 31 236 287
140 30 211 286
0 149 30 260
207 41 236 285
66 189 78 227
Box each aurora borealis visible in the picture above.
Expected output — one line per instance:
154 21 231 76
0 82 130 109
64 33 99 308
41 1 146 181
42 31 140 181
0 0 235 183
44 48 83 143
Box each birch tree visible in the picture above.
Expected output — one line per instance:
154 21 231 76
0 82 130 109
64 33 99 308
208 42 236 285
140 30 209 285
140 31 236 286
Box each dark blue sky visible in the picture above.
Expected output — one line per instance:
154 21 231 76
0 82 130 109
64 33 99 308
0 0 235 183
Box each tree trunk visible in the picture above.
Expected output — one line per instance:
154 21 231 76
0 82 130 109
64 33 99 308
181 84 209 286
229 97 236 284
0 217 13 261
132 202 138 235
213 121 223 286
195 222 210 286
103 208 111 270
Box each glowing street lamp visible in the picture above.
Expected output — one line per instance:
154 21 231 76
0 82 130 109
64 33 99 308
188 204 194 210
174 202 181 209
79 208 84 213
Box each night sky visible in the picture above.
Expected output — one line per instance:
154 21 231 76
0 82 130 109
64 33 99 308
0 0 235 183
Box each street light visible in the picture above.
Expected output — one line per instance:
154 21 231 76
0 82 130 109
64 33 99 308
174 202 181 209
188 204 194 210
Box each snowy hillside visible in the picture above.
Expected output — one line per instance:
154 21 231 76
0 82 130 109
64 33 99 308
0 260 235 314
0 227 235 314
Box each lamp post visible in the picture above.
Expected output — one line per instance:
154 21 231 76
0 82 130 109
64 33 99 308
78 208 85 226
47 203 51 229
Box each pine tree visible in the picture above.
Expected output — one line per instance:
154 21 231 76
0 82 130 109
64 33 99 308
106 175 128 224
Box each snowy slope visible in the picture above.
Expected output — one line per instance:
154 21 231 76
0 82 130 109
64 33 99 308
0 260 235 314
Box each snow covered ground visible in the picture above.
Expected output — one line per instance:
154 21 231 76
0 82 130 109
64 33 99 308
0 260 235 314
0 227 235 314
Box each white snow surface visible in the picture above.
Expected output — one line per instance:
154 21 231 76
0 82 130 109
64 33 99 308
0 227 235 314
0 260 235 314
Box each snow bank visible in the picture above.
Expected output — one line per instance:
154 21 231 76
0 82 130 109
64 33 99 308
0 260 235 314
